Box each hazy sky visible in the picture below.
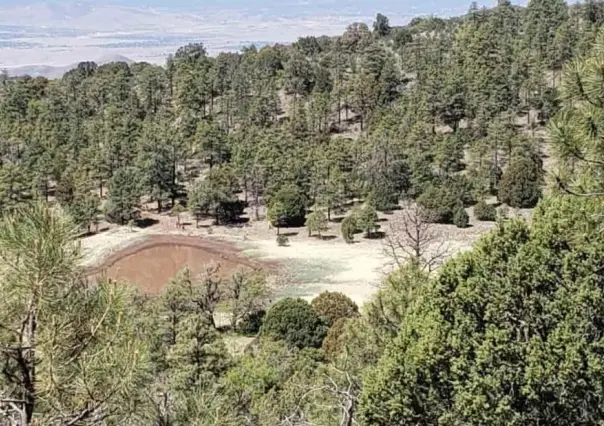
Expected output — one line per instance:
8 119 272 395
0 0 524 72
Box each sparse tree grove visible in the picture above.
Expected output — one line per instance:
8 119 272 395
3 1 604 424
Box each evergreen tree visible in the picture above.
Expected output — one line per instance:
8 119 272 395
105 167 142 225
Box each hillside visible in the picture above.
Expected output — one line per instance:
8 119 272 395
4 0 604 424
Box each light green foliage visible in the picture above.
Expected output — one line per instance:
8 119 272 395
219 339 325 424
166 313 230 392
311 291 359 326
0 204 150 424
171 202 185 224
361 196 604 425
364 264 430 348
550 30 604 195
305 208 328 237
261 298 328 349
0 4 599 424
355 202 379 238
226 268 269 331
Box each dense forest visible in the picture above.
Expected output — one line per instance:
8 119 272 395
4 0 604 424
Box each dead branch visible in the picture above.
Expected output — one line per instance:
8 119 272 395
382 201 450 273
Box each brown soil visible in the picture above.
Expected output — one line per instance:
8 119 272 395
86 235 269 294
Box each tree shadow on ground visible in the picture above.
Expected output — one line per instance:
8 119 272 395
320 235 337 241
225 217 251 228
364 231 386 240
135 218 159 228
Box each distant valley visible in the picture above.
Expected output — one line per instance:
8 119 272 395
0 0 479 78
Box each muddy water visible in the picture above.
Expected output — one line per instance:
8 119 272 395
88 235 264 294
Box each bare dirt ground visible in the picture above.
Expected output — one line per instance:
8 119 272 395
80 202 531 305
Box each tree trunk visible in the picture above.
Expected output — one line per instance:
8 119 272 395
157 199 162 213
22 301 37 424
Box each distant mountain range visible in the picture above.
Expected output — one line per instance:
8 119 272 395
5 54 134 79
0 0 502 78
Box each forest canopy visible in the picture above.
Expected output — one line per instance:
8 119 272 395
3 0 604 424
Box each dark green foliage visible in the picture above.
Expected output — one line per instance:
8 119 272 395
311 291 359 326
498 156 542 208
453 206 469 228
341 215 357 244
268 185 307 227
215 199 246 224
474 200 497 221
188 180 243 225
360 196 604 425
416 185 460 224
238 310 266 336
261 298 328 349
0 5 599 424
367 184 399 212
373 13 392 37
105 167 142 225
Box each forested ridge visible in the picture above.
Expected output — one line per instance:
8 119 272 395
2 0 592 226
4 0 604 424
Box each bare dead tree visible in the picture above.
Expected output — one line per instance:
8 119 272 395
383 201 449 272
322 367 360 426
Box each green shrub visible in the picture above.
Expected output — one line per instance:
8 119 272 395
474 200 497 221
498 157 542 208
276 235 289 246
367 184 398 212
261 298 327 349
341 215 357 243
311 291 359 326
268 185 307 227
417 185 460 224
449 174 476 207
238 310 266 336
322 317 351 359
305 209 328 237
453 206 469 228
356 203 379 238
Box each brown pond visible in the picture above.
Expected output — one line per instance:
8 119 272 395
86 235 267 294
